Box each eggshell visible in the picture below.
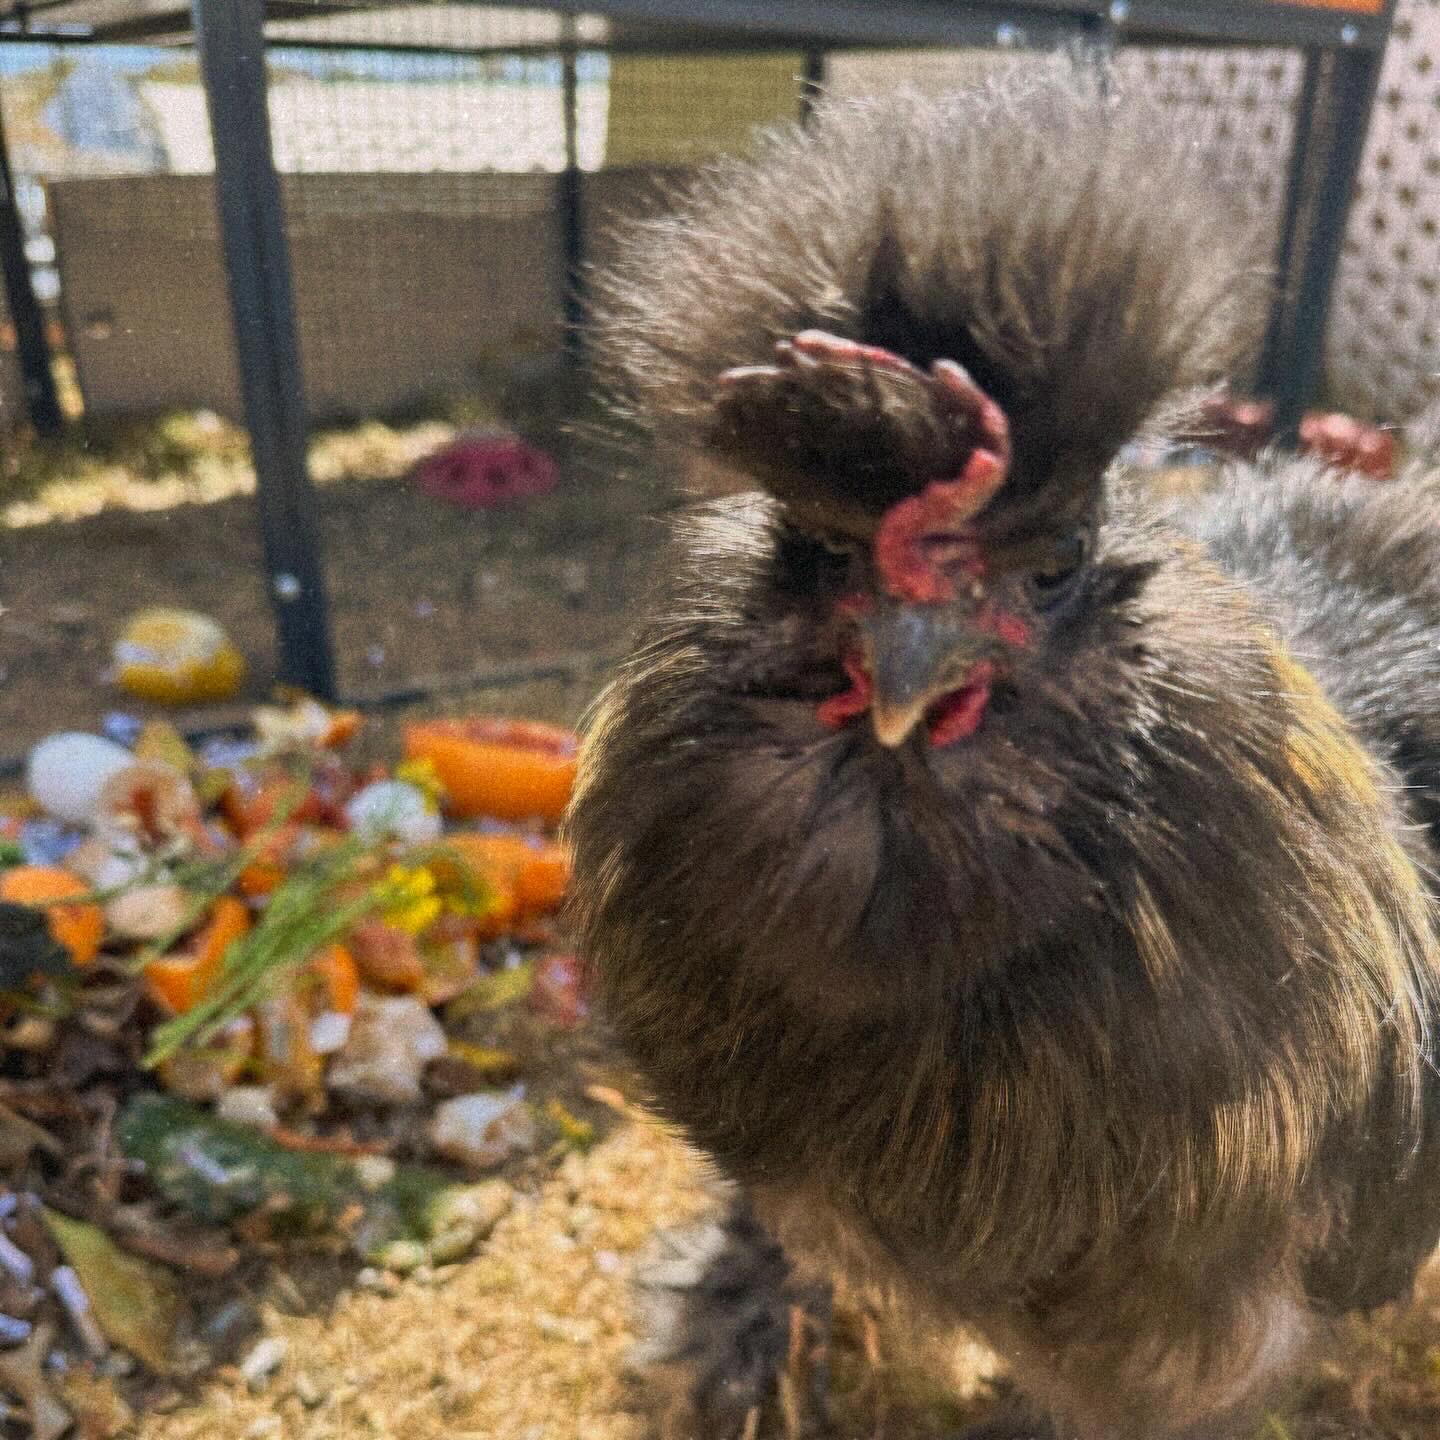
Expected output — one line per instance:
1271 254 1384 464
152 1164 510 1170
344 780 442 845
26 733 135 826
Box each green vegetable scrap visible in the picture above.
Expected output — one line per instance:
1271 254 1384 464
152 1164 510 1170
444 960 534 1021
143 829 378 1066
118 1095 511 1265
544 1098 596 1152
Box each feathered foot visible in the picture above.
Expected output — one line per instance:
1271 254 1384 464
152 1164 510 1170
630 1197 832 1440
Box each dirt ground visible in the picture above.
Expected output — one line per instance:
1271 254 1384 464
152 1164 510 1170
0 460 671 761
7 425 1440 1439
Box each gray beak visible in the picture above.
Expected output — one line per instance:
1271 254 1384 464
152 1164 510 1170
860 603 984 748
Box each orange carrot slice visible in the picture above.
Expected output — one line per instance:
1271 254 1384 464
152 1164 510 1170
348 917 427 992
436 833 571 920
235 822 302 897
309 943 359 1015
515 841 570 914
0 866 104 967
403 718 578 823
143 895 250 1014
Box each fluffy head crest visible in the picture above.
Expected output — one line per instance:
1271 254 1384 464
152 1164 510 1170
715 329 1013 598
590 68 1265 535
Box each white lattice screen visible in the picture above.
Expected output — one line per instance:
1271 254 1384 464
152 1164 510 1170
1329 0 1440 420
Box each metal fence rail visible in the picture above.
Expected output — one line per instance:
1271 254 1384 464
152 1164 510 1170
0 0 1398 700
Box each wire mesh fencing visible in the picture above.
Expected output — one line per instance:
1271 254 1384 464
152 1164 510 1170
1328 0 1440 420
0 4 1422 753
3 17 1395 428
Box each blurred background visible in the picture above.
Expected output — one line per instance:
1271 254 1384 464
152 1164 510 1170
0 0 1426 758
0 6 1436 1438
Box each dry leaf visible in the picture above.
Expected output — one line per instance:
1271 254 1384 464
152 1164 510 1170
42 1208 180 1372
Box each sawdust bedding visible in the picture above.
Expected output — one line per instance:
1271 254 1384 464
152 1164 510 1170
140 1117 713 1440
133 1100 1440 1440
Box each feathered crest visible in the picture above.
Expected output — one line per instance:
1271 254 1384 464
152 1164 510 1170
589 65 1266 535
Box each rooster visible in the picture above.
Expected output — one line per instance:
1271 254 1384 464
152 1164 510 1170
567 73 1440 1440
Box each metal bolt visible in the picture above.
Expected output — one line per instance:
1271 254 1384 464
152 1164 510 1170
1340 22 1359 44
1109 0 1129 23
995 21 1020 46
274 572 302 600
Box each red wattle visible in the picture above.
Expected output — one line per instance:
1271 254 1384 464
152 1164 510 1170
926 661 996 747
974 605 1032 649
817 651 874 730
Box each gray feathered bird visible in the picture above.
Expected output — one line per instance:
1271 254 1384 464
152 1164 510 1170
568 73 1440 1440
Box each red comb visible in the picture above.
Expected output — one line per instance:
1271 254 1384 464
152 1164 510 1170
873 358 1011 603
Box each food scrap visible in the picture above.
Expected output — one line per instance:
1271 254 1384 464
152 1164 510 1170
112 608 247 707
0 699 607 1419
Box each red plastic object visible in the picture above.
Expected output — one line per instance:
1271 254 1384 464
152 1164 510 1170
529 951 588 1029
1298 412 1396 480
413 434 559 509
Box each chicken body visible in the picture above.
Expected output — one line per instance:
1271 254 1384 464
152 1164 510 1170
568 77 1440 1440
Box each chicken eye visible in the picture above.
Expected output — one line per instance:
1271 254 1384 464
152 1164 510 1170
815 531 861 560
1028 527 1091 609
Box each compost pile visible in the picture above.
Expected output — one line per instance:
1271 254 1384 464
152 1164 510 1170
0 700 608 1436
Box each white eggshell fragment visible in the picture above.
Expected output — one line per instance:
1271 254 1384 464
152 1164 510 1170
327 993 447 1105
94 761 203 852
26 733 135 826
105 883 190 942
216 1086 281 1132
428 1087 537 1170
344 780 442 845
64 837 148 892
308 1010 352 1056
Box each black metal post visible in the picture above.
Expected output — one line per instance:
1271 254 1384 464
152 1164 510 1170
559 13 585 359
799 47 826 124
1254 47 1322 403
1263 44 1384 441
0 84 61 435
192 0 336 699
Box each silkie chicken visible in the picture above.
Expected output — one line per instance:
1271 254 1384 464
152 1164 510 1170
566 73 1440 1440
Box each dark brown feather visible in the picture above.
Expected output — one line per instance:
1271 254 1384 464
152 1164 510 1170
591 67 1264 539
569 74 1440 1440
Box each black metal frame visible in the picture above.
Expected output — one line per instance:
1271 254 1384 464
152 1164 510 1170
1256 41 1387 439
798 46 827 123
0 0 1394 49
0 0 1397 700
0 80 60 434
559 10 585 360
192 0 337 699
